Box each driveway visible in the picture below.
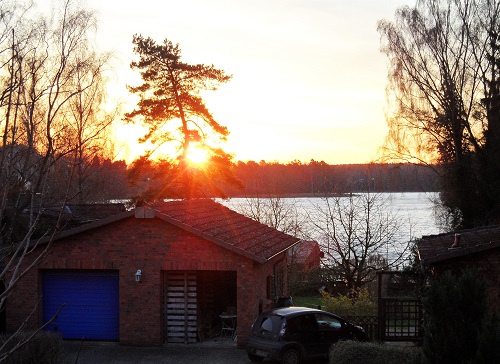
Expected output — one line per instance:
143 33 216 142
60 340 254 364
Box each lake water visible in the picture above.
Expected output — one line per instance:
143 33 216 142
219 192 442 243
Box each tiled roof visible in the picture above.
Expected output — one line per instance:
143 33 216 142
65 203 128 221
152 199 302 263
34 199 302 264
417 225 500 265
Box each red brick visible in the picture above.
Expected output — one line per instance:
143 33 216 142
5 216 289 347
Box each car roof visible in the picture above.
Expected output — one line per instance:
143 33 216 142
265 306 338 318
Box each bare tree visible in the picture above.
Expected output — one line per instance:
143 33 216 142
235 195 306 237
378 0 500 228
61 49 118 203
0 0 111 357
309 193 410 292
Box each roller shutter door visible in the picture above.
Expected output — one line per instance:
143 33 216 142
42 270 119 340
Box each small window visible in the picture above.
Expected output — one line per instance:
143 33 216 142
266 275 272 299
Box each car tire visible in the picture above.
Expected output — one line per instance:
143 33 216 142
281 348 301 364
247 353 264 362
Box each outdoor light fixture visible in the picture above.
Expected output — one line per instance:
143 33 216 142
135 269 142 283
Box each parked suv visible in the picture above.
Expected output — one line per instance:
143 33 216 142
246 306 367 364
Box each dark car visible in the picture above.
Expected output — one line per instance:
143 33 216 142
246 306 367 364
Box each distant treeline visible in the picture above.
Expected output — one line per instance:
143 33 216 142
74 158 440 201
228 161 439 196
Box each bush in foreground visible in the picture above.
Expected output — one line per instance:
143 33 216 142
0 330 62 363
422 269 500 363
329 340 421 364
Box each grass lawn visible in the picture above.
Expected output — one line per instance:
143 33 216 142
292 295 322 308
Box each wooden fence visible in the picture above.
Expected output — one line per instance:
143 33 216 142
342 315 380 341
335 271 425 342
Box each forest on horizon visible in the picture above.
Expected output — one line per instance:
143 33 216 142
226 161 438 196
86 159 439 202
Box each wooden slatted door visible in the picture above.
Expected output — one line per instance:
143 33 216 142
165 271 197 343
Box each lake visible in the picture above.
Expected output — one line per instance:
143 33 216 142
219 192 442 243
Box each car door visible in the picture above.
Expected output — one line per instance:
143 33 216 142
285 314 321 356
314 313 344 353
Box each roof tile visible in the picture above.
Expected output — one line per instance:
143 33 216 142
153 199 301 263
417 225 500 265
31 199 302 264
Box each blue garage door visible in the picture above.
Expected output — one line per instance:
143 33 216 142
43 270 119 340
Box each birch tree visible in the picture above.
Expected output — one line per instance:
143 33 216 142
0 0 111 357
378 0 500 228
62 49 117 203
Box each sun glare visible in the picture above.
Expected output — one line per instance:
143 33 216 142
186 145 209 165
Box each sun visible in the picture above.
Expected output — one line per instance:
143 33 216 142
186 144 209 165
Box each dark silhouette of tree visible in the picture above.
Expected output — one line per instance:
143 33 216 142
228 161 437 196
378 0 500 229
125 35 240 199
422 269 500 363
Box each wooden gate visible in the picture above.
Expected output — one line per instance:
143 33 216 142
377 271 423 342
164 271 197 343
379 298 423 341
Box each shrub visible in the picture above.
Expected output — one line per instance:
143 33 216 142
329 340 421 364
321 288 376 316
475 312 500 363
422 268 500 364
0 330 62 364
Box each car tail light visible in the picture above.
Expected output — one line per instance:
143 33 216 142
279 321 286 337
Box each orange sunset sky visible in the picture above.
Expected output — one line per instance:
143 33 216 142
55 0 413 164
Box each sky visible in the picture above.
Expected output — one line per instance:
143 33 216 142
54 0 412 164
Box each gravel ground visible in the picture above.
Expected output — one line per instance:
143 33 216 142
60 340 254 364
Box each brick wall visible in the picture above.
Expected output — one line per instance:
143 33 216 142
5 215 285 347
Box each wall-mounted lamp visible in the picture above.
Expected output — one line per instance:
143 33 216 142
135 269 142 283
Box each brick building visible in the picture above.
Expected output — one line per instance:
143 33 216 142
5 199 301 347
292 240 323 270
417 226 500 312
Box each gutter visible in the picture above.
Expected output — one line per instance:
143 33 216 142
266 238 303 262
273 254 286 304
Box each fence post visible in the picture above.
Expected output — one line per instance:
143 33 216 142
377 271 385 341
